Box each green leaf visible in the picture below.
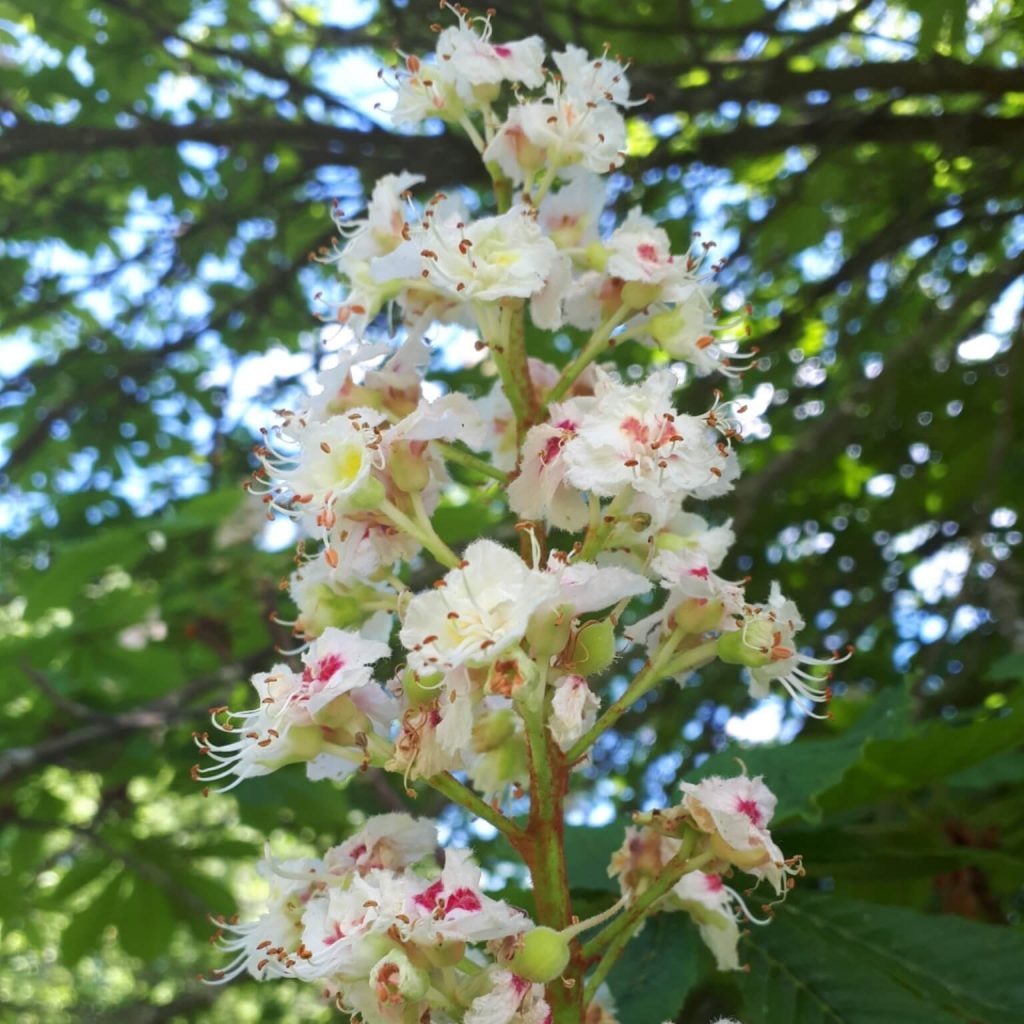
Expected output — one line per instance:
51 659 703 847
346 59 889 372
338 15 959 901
113 874 176 961
60 874 120 966
563 823 628 892
817 694 1024 815
741 895 1024 1023
607 913 700 1024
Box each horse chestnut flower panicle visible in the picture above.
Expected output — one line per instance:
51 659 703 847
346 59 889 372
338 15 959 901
199 4 844 1018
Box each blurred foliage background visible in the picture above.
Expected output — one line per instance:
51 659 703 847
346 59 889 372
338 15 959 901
1 0 1023 1022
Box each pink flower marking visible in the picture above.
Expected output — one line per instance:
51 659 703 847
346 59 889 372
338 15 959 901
542 435 563 465
444 887 483 914
413 879 445 910
315 653 345 681
736 797 763 826
510 974 531 997
620 415 651 444
704 873 724 893
637 243 660 263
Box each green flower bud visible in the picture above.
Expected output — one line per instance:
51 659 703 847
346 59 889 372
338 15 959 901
256 724 324 769
654 531 694 553
372 949 430 1003
526 604 574 658
711 831 771 870
403 669 444 707
345 474 386 512
621 281 662 309
473 708 517 752
716 624 773 668
671 597 724 636
568 618 617 676
388 441 431 494
508 927 571 983
585 241 610 272
646 307 681 345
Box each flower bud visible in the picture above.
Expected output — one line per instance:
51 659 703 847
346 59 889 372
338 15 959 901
711 831 771 871
526 604 574 658
473 708 517 752
259 724 325 769
508 926 570 983
621 281 662 309
568 618 616 676
585 241 609 272
403 669 443 708
388 441 431 493
717 625 773 668
372 949 430 1004
670 597 724 636
645 307 681 345
344 474 386 512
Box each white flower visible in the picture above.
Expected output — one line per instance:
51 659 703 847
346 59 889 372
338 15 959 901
326 814 438 874
385 391 488 449
673 871 768 973
298 627 391 719
679 773 795 895
194 633 396 792
465 968 551 1024
543 557 651 615
561 369 740 512
390 51 464 126
605 208 679 286
436 15 545 101
507 398 592 530
553 44 633 106
371 204 559 306
549 674 600 750
252 409 385 523
304 342 393 423
208 858 312 981
538 172 607 250
728 582 850 715
336 171 424 266
400 540 558 672
513 85 627 177
407 848 530 943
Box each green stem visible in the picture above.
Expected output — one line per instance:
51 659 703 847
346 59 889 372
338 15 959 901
566 639 718 764
577 488 633 561
486 163 512 213
545 305 633 409
582 847 716 1002
521 702 582 1024
482 302 533 444
530 163 559 206
426 771 521 842
436 442 508 482
379 497 459 570
458 115 487 153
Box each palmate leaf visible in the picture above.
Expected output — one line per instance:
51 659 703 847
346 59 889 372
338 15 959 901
606 913 701 1024
688 687 1023 824
739 895 1024 1023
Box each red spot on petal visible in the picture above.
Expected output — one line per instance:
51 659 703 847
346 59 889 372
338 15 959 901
413 879 445 910
444 887 482 915
315 653 345 682
736 797 763 826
